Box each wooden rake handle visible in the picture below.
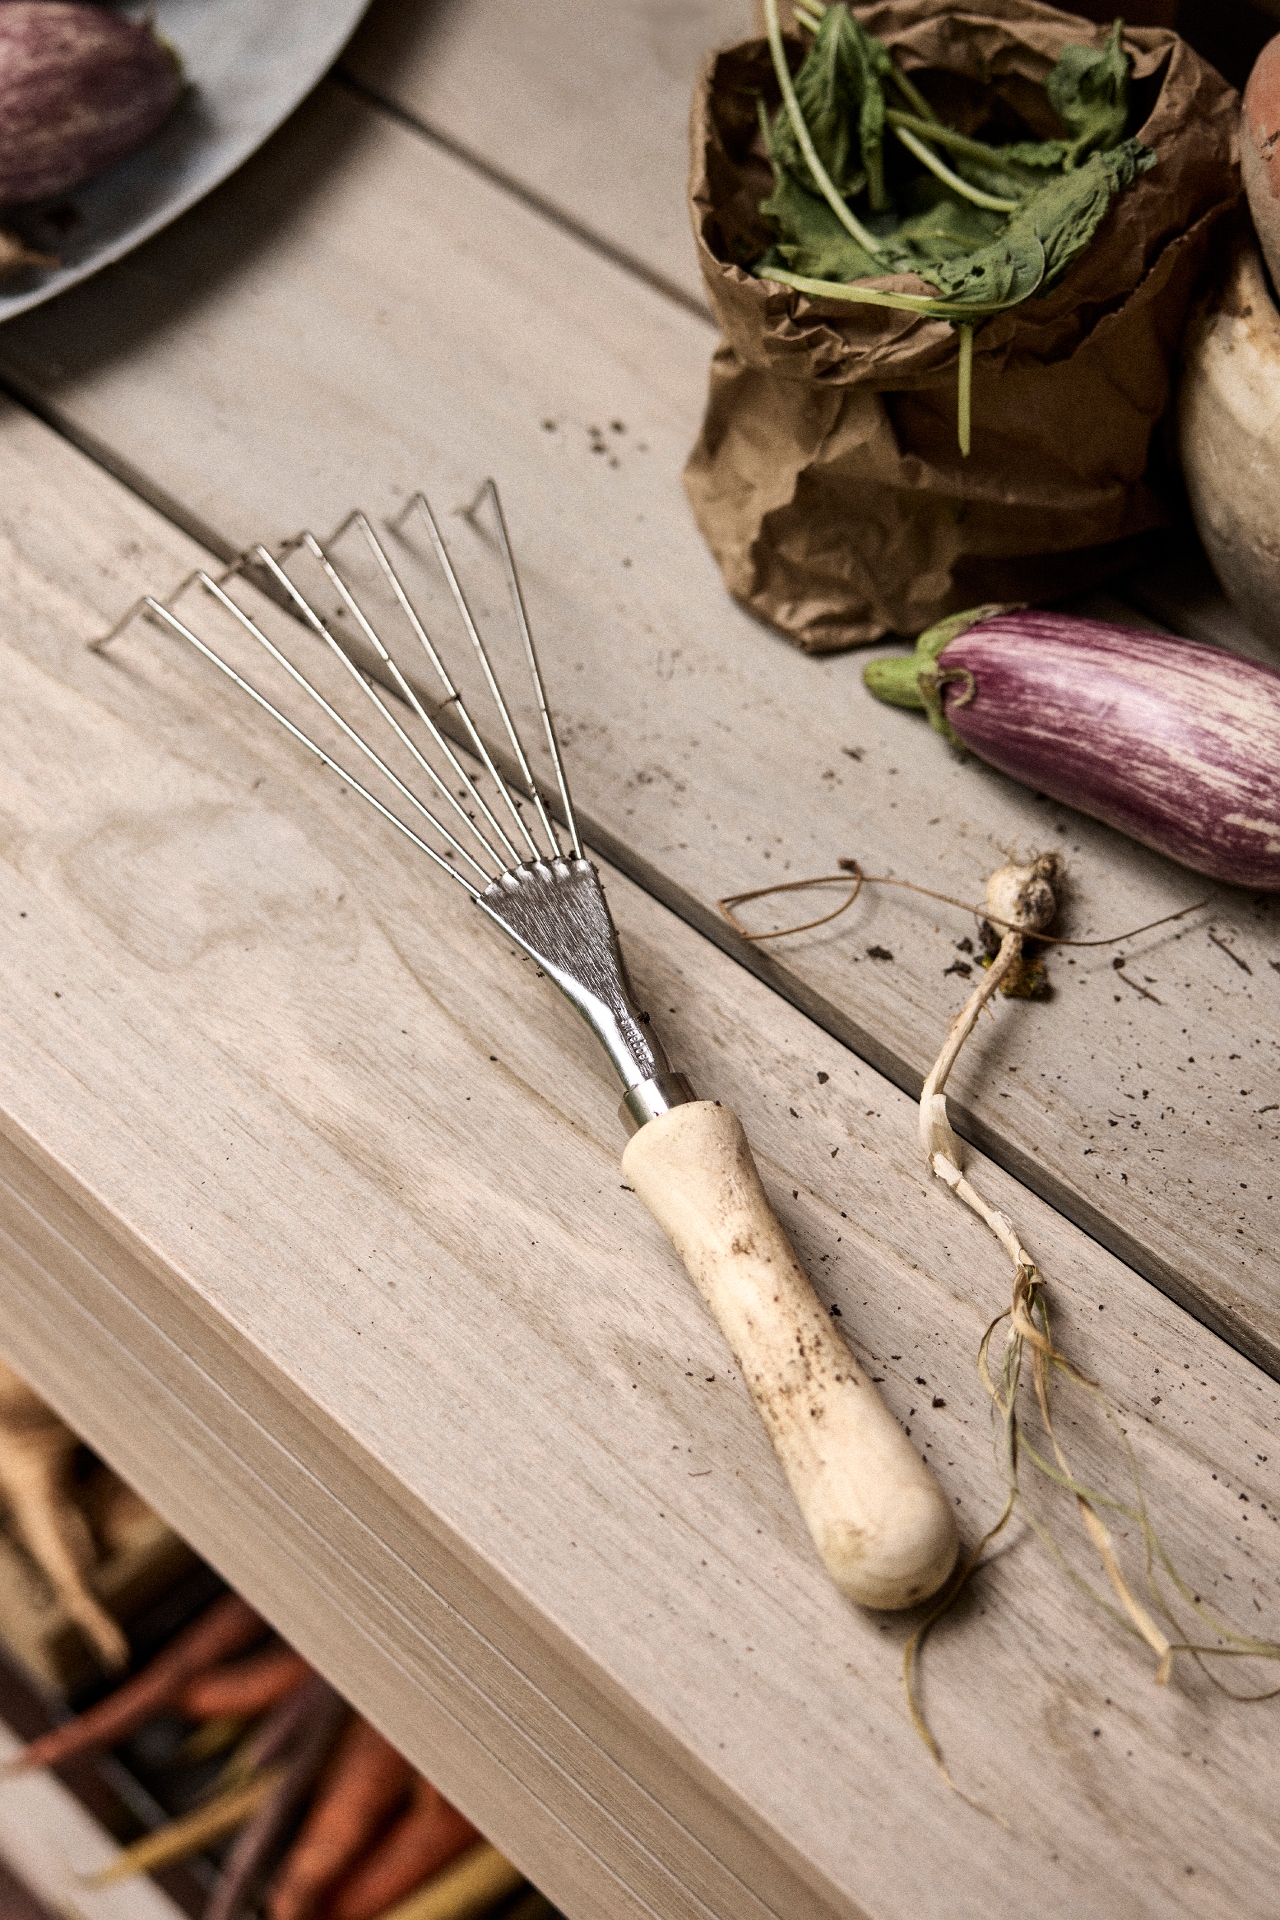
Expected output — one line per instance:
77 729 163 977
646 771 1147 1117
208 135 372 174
622 1103 958 1610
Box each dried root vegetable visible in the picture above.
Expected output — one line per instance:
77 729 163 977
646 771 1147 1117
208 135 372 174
0 1356 128 1671
719 852 1280 1784
176 1644 315 1720
324 1774 481 1920
265 1712 413 1920
203 1679 347 1920
904 856 1280 1776
8 1589 264 1772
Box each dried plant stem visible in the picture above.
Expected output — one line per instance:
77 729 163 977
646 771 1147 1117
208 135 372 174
176 1714 248 1765
716 862 1207 949
906 857 1280 1800
919 893 1174 1654
956 323 973 455
205 1679 347 1920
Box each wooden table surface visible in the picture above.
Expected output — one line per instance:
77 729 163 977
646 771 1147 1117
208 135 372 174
0 6 1277 1916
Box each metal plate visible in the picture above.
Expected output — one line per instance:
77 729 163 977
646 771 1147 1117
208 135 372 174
0 0 369 323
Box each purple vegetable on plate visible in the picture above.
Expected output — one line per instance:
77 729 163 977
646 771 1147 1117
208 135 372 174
0 2 182 209
864 606 1280 890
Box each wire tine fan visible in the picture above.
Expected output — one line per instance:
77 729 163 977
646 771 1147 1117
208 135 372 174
99 482 959 1612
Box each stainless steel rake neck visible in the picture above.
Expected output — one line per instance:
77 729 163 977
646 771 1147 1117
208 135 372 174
476 858 691 1131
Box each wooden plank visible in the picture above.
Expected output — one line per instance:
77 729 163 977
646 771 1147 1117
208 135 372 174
0 82 1275 1391
3 392 1280 1920
339 0 749 313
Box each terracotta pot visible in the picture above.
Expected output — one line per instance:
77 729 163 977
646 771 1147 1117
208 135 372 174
1179 236 1280 650
1242 31 1280 284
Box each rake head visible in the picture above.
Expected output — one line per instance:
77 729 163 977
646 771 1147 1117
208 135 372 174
98 481 694 1134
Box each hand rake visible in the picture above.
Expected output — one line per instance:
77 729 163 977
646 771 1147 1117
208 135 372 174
98 482 957 1611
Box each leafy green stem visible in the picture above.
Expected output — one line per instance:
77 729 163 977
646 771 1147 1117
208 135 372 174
884 109 1026 168
883 61 939 124
957 322 973 455
796 1 940 123
762 0 888 260
757 263 1033 318
892 123 1021 212
760 269 987 454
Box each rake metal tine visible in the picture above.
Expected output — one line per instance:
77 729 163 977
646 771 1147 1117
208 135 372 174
483 480 582 861
92 590 171 653
92 543 290 653
241 548 505 884
136 591 482 896
199 567 496 888
403 492 564 864
381 503 546 866
296 524 525 871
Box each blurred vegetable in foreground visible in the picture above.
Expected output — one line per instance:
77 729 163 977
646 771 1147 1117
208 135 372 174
11 1592 519 1920
0 1 184 278
0 1355 128 1671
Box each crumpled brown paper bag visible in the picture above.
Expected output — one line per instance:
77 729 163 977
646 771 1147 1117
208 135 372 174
684 0 1240 651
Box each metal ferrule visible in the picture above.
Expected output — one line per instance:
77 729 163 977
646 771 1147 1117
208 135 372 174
619 1072 698 1136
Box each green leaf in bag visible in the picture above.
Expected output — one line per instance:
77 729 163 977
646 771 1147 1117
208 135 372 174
924 138 1154 306
1046 19 1133 164
754 7 1154 449
758 173 885 283
767 6 899 210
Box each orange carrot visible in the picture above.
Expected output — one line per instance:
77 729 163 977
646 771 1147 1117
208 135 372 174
176 1645 314 1720
9 1591 264 1773
322 1776 480 1920
205 1679 347 1920
265 1715 414 1920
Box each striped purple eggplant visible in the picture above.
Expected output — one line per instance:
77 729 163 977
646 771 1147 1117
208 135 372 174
864 606 1280 890
0 3 182 208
